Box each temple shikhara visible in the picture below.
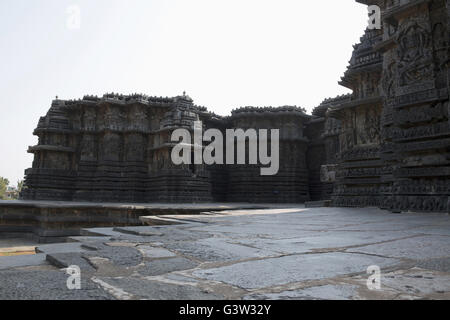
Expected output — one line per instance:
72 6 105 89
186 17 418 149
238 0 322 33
20 0 450 215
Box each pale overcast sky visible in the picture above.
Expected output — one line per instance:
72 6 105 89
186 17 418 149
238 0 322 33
0 0 368 186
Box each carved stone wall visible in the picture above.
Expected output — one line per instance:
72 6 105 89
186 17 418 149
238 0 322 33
21 0 449 211
321 0 449 212
227 107 311 203
327 27 388 208
377 0 449 212
22 94 214 203
306 95 350 201
22 97 312 204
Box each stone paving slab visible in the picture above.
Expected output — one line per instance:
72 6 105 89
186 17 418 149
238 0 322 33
91 276 223 300
136 257 200 277
137 246 177 259
192 252 401 290
84 226 210 244
164 237 282 263
83 245 143 268
0 269 114 300
244 284 361 300
380 268 450 298
230 231 417 255
347 235 450 260
35 242 86 254
0 206 449 300
0 253 48 270
46 252 96 272
415 257 450 273
408 226 450 236
69 236 113 243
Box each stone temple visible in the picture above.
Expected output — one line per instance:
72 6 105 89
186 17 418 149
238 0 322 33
17 0 450 215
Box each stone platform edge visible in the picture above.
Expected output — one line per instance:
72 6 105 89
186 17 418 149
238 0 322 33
0 201 286 242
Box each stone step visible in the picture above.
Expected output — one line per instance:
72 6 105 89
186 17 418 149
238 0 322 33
0 253 47 270
68 236 113 243
46 252 96 272
35 242 86 255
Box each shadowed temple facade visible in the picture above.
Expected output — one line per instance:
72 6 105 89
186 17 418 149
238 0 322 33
21 0 449 213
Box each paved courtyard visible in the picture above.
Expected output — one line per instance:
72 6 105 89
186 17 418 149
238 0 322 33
0 206 449 300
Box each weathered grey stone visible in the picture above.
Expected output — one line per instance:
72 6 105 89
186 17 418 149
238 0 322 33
245 284 360 300
165 237 280 263
0 206 449 300
0 254 48 270
69 236 113 243
232 231 416 254
35 242 85 254
83 245 143 268
46 252 96 272
137 246 177 259
349 236 450 260
92 277 222 300
137 257 199 277
415 257 450 273
381 268 450 297
0 269 113 300
193 252 400 290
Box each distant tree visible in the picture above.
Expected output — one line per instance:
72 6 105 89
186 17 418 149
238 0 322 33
13 180 24 200
17 180 24 193
0 177 10 200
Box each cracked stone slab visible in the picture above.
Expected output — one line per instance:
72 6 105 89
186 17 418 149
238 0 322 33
137 246 177 259
93 276 223 300
35 242 86 254
136 226 213 242
245 284 361 300
332 222 428 232
69 236 113 243
380 268 450 298
84 256 136 278
408 226 450 237
0 269 113 300
348 235 450 260
165 237 280 262
0 254 48 270
83 246 143 268
136 257 199 277
1 207 448 300
46 252 96 272
193 252 401 290
415 257 450 273
189 224 331 239
84 226 209 244
105 242 139 248
231 231 415 255
164 273 200 284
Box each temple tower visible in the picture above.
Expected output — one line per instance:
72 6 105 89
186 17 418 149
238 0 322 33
227 106 311 203
328 27 386 207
